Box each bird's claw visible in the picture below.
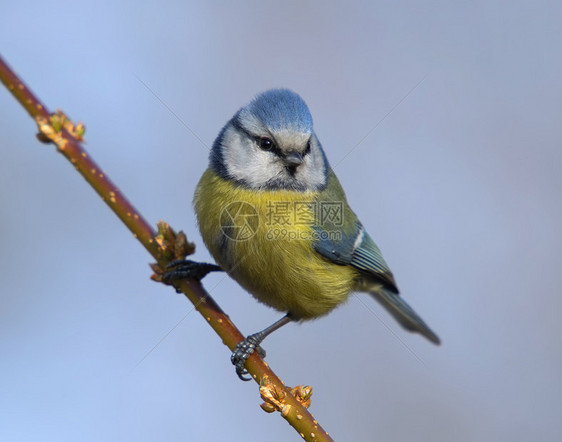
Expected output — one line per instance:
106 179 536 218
162 259 221 284
231 334 266 381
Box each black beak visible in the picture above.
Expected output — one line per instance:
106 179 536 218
284 152 303 168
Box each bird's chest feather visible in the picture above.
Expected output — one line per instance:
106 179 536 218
194 169 356 319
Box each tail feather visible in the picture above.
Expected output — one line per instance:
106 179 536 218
369 289 441 345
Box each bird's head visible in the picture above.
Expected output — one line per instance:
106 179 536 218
210 89 328 191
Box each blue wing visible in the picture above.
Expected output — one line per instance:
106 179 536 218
313 222 399 293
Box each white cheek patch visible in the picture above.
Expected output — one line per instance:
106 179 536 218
222 126 284 188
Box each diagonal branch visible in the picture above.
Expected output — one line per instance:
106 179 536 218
0 54 333 442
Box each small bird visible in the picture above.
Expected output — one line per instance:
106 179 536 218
166 89 440 380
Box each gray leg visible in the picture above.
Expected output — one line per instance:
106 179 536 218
231 314 293 381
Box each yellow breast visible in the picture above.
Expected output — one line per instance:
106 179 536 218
193 169 356 319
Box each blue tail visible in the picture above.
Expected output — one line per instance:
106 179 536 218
369 289 441 345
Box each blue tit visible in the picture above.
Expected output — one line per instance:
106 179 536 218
169 89 440 380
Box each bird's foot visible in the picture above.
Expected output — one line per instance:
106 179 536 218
231 334 267 381
162 259 222 285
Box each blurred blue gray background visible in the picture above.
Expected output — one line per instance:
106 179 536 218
1 1 561 441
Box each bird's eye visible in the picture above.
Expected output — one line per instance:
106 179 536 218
304 140 311 155
258 137 274 151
